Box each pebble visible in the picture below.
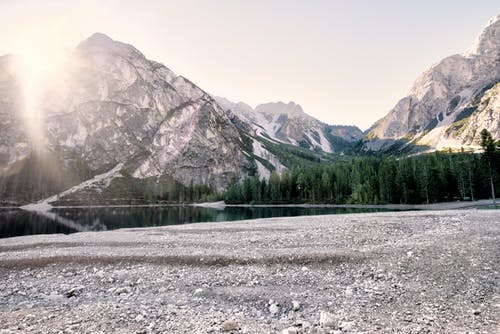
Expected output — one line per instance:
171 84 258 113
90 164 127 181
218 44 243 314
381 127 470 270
222 320 240 331
114 287 129 295
339 321 354 331
282 326 300 334
319 311 336 328
269 304 280 316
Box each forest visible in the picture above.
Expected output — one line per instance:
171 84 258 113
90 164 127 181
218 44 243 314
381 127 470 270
224 130 500 205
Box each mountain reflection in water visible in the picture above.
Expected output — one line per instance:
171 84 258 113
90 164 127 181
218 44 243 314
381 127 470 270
0 206 390 238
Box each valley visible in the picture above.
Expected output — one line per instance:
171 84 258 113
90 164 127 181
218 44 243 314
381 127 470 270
1 14 500 207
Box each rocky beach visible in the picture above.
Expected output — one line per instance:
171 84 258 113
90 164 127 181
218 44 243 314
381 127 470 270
0 210 499 333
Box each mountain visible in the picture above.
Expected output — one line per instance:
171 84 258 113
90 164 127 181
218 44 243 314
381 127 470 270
0 33 259 203
0 33 361 205
215 97 363 153
366 14 500 152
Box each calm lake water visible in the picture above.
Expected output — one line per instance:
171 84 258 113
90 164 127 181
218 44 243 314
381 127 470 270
0 206 390 239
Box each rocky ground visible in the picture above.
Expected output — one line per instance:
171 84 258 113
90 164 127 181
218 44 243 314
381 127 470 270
0 210 499 334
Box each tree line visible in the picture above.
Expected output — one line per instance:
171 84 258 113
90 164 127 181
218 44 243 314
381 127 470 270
224 131 499 205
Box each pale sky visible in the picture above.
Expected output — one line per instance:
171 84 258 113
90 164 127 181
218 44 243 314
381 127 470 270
0 0 499 130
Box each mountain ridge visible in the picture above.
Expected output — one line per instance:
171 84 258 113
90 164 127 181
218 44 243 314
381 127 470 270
215 97 363 153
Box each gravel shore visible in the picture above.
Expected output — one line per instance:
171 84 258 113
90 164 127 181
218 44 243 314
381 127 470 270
1 210 499 333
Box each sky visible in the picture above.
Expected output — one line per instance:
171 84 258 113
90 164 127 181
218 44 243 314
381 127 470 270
0 0 499 130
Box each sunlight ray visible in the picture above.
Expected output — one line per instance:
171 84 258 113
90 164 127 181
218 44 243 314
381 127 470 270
11 28 69 151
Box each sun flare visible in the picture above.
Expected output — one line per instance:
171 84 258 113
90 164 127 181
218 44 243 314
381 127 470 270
15 34 68 81
11 28 69 150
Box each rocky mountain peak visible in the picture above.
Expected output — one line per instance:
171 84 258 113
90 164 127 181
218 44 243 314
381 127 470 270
255 101 305 117
466 14 500 57
77 32 143 58
77 33 115 50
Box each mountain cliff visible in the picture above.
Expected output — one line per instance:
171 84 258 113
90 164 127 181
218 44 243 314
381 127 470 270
366 14 500 151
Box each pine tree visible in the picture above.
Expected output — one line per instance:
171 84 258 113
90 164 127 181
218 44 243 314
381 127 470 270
480 129 497 206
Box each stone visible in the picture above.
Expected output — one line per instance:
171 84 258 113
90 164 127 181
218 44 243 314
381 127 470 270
292 300 301 311
64 286 84 298
339 321 354 331
45 292 64 301
114 287 129 295
319 311 336 328
282 326 300 334
222 320 240 332
269 304 280 316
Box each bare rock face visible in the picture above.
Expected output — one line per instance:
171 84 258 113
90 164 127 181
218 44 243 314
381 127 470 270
366 14 500 151
444 83 500 145
0 33 253 200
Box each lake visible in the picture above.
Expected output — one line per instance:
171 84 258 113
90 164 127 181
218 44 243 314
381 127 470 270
0 206 391 238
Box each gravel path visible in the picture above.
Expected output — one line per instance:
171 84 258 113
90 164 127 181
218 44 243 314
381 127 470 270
0 210 499 333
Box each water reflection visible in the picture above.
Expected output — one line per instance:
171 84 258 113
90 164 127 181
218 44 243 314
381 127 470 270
0 206 389 238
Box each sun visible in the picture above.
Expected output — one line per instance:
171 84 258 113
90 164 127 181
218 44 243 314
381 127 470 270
14 30 68 81
11 28 70 150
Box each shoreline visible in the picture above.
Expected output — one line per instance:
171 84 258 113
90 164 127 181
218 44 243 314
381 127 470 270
2 198 497 211
226 198 498 211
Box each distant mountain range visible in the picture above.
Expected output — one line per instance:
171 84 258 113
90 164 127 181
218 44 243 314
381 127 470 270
0 13 498 204
215 97 363 152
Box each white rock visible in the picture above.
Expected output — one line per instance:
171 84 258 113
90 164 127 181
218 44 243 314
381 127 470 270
114 287 129 295
222 320 239 332
269 304 280 316
282 327 300 334
319 311 337 328
339 321 354 331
